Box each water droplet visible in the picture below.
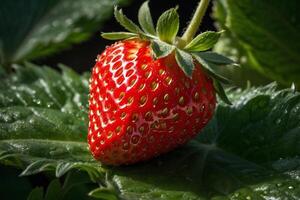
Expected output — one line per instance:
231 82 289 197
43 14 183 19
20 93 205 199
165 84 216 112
29 118 35 124
47 103 53 108
276 118 281 124
276 183 282 187
288 186 294 190
234 192 240 197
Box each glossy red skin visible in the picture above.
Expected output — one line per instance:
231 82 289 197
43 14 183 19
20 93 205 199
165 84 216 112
88 39 216 165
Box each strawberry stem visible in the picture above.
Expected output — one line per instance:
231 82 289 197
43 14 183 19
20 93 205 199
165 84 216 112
181 0 211 45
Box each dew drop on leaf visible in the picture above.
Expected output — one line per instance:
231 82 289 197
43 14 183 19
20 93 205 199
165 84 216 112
288 186 294 190
276 183 282 187
276 118 282 125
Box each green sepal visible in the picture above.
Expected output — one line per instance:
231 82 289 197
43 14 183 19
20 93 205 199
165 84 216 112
196 51 236 65
138 1 156 35
156 7 179 44
193 53 230 84
213 79 232 105
151 39 175 59
184 31 223 51
175 49 195 77
114 7 143 34
101 32 138 40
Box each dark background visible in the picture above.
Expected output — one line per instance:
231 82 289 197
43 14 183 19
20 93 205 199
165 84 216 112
36 0 215 73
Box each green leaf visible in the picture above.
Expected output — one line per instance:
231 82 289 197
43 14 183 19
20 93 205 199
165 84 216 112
175 49 195 77
89 188 118 200
60 171 100 200
27 176 93 200
44 179 63 200
201 83 300 163
196 51 235 65
151 39 175 59
138 1 156 35
27 187 43 200
114 7 142 34
185 31 222 52
213 0 300 86
156 8 179 43
0 63 97 175
1 65 300 199
20 160 56 176
0 0 129 64
101 32 137 40
193 53 230 84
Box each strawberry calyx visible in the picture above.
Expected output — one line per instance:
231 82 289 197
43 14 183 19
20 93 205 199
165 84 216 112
101 1 237 104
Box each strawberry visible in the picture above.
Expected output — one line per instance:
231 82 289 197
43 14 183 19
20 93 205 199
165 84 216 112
88 1 235 165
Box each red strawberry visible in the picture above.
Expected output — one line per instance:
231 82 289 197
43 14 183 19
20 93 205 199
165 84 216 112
88 2 234 165
88 39 216 165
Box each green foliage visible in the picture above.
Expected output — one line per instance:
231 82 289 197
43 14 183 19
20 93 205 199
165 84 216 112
184 31 223 52
27 173 95 200
88 187 118 200
213 0 300 86
0 0 129 65
27 187 44 200
0 63 97 174
0 65 299 199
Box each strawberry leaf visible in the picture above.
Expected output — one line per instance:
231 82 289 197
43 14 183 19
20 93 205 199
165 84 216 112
27 176 92 200
213 0 300 86
0 0 130 65
114 7 143 34
27 187 43 200
0 63 99 178
1 65 299 199
156 8 179 44
138 1 156 35
151 39 175 59
101 32 138 40
175 49 195 77
88 188 118 200
44 179 63 200
185 31 223 52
